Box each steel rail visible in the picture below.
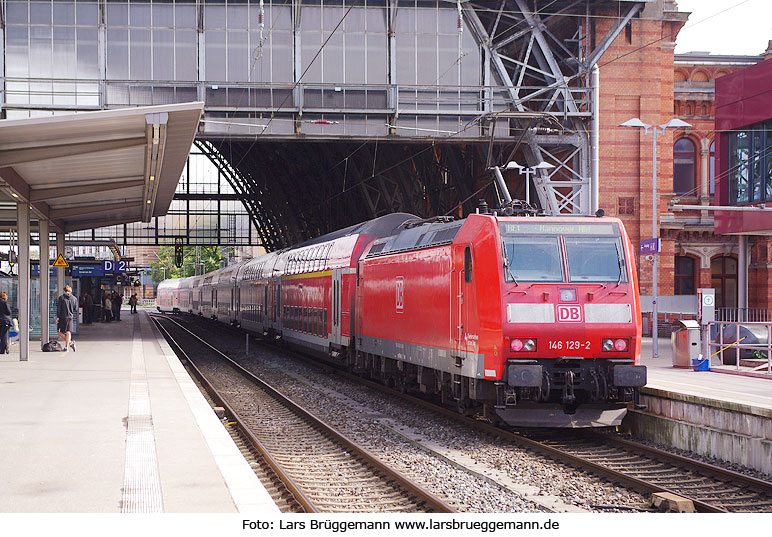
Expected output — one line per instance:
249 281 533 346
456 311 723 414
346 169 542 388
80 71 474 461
223 327 729 512
152 313 455 514
171 313 772 513
584 427 772 496
341 375 728 513
151 315 318 513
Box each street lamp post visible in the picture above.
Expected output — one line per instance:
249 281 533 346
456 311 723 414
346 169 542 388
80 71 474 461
505 161 555 205
621 117 692 359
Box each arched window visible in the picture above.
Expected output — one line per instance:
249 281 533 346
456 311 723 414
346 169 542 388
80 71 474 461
711 256 738 309
674 256 696 295
674 138 696 194
709 140 715 195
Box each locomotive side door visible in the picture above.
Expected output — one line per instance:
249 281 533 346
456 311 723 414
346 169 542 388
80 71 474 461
451 244 470 357
331 269 342 345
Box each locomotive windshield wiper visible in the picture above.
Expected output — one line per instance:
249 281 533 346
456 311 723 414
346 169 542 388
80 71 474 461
502 241 518 286
616 246 625 286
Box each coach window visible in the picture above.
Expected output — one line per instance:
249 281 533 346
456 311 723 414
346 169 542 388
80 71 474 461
464 246 472 283
324 309 328 336
674 138 696 194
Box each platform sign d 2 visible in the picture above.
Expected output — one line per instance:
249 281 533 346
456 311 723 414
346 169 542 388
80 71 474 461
102 260 128 274
640 238 660 255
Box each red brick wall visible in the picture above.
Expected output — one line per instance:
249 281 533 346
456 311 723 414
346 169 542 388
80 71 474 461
594 12 685 294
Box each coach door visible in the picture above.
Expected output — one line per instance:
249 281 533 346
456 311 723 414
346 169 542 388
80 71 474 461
272 280 281 326
331 269 342 345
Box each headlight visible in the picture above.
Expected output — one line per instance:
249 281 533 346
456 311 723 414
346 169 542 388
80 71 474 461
510 338 536 352
602 338 629 352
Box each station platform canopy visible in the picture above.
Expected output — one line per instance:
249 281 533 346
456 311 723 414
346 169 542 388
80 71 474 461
0 102 204 233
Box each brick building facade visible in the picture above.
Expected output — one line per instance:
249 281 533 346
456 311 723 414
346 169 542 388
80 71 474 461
595 0 771 314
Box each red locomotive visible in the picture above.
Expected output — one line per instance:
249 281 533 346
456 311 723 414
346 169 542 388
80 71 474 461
158 210 645 427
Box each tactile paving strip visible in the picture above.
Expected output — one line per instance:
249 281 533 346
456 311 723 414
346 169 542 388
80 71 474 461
121 321 164 513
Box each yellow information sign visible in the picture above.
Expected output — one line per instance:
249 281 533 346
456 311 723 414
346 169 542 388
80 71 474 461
52 254 69 268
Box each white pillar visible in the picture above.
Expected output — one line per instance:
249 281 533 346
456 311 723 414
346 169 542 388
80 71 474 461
56 232 65 297
17 203 30 362
700 138 710 199
738 235 748 317
39 219 50 348
590 65 600 214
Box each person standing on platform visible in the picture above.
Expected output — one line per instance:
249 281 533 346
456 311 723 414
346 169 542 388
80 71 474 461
103 293 112 322
129 293 138 314
112 291 122 321
0 291 12 354
56 285 78 352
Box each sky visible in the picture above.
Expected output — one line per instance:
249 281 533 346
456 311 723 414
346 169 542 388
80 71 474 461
674 0 772 55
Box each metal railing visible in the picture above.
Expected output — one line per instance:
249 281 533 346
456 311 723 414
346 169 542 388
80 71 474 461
3 77 592 119
709 320 772 374
716 307 772 322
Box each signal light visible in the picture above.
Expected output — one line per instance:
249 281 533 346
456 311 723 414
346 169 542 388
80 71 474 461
174 244 183 268
614 339 628 351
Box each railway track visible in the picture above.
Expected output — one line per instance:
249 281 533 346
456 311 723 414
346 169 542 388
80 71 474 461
158 313 772 513
529 430 772 513
151 314 455 514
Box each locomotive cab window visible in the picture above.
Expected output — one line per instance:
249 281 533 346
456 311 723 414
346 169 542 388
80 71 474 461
499 221 624 283
565 237 627 283
502 236 563 282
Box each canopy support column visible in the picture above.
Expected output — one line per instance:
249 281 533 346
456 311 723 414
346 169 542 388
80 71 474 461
17 203 30 362
40 219 50 348
56 233 65 299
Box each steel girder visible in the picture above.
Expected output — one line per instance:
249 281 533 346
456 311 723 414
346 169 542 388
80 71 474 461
201 140 493 251
464 1 643 214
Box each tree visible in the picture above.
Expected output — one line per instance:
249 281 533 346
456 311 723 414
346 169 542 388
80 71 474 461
150 245 234 283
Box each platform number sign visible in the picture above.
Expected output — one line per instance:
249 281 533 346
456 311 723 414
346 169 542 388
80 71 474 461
102 260 128 273
395 276 404 313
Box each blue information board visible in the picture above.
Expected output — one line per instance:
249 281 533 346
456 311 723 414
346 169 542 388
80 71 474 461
30 264 56 277
72 264 104 277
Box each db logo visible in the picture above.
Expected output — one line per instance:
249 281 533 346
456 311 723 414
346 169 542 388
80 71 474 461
395 277 404 313
557 304 582 323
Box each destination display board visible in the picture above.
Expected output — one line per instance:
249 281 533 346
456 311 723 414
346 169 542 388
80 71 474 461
500 222 618 236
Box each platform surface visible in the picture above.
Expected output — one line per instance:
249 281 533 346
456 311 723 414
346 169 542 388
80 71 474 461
640 337 772 413
0 309 278 513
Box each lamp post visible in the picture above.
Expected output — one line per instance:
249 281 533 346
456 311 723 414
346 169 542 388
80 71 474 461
620 117 692 359
505 161 555 205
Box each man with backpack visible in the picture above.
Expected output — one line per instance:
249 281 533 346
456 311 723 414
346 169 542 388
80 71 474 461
56 285 78 352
